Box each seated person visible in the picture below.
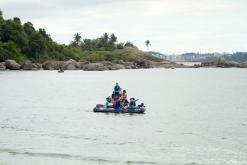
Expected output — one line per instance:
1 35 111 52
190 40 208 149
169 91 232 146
113 98 121 109
120 98 129 109
128 98 138 109
105 97 113 108
121 90 127 100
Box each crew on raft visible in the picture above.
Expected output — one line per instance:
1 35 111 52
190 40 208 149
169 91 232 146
104 83 144 110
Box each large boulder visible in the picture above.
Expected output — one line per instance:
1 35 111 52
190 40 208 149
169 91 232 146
78 61 89 69
134 59 150 68
32 63 42 70
0 62 6 70
83 63 108 71
108 64 125 70
240 61 247 68
42 61 62 70
112 60 125 65
223 61 240 67
5 60 21 70
124 62 135 69
22 61 33 70
61 59 79 70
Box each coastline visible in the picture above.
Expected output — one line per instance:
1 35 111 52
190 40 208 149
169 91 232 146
0 59 247 71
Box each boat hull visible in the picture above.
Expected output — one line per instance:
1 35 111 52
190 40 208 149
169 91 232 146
93 107 145 113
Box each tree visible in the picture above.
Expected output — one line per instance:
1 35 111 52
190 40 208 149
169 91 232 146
0 9 3 20
110 33 117 43
116 42 124 49
124 41 134 47
23 22 35 35
145 40 151 50
73 33 81 46
27 32 46 59
103 33 109 41
13 17 21 24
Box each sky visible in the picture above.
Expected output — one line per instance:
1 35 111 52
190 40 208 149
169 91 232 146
0 0 247 54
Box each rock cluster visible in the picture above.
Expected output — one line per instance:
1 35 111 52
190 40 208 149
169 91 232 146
1 59 246 71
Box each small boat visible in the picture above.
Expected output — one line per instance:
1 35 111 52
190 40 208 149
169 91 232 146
93 104 146 113
58 70 64 73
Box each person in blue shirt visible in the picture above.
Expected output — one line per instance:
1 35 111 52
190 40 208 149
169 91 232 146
113 82 121 98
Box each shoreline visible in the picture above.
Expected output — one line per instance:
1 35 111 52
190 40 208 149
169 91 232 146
0 59 247 71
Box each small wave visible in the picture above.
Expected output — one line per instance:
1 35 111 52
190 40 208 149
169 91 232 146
125 160 157 164
184 162 209 165
0 148 118 163
180 132 194 135
0 125 31 132
103 141 136 145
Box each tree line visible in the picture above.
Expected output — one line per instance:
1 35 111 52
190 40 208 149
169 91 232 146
0 10 139 63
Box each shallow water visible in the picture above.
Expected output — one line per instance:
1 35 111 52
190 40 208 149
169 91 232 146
0 69 247 165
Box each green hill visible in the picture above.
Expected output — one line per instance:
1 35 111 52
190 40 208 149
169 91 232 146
0 10 159 64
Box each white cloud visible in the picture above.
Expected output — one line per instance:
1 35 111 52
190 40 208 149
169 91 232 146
0 0 247 53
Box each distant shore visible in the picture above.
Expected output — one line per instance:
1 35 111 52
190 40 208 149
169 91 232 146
0 59 247 71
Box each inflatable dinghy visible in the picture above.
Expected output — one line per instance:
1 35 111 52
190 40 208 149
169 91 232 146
93 104 145 113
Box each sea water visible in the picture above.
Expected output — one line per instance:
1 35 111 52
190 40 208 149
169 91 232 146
0 68 247 165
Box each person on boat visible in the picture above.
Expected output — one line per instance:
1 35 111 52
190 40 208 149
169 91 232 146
105 97 113 108
120 98 129 109
113 98 121 109
121 90 127 100
113 83 121 97
128 98 139 109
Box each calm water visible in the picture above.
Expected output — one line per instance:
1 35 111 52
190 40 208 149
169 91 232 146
0 69 247 165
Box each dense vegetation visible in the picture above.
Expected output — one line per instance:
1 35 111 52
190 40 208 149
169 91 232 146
0 10 154 63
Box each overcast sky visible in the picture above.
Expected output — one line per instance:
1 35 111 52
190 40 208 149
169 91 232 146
0 0 247 54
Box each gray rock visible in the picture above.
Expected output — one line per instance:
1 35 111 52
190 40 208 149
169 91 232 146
22 61 33 70
108 64 125 70
5 60 21 70
32 63 42 69
78 61 89 69
61 59 79 70
240 61 247 68
83 63 108 71
42 61 62 70
0 62 6 70
223 61 240 67
134 59 153 68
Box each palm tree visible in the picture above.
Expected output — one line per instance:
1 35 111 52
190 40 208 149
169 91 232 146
145 40 151 50
74 33 82 46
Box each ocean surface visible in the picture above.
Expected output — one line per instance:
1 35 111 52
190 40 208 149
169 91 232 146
0 68 247 165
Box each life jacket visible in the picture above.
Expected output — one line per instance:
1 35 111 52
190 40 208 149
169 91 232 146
114 85 120 92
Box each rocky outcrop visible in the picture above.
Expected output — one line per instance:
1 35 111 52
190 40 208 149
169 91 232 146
0 62 6 70
32 63 42 70
223 61 240 68
108 64 125 70
42 61 62 70
22 61 33 70
5 60 21 70
77 61 89 69
61 59 79 70
240 61 247 68
134 59 151 68
83 63 108 71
